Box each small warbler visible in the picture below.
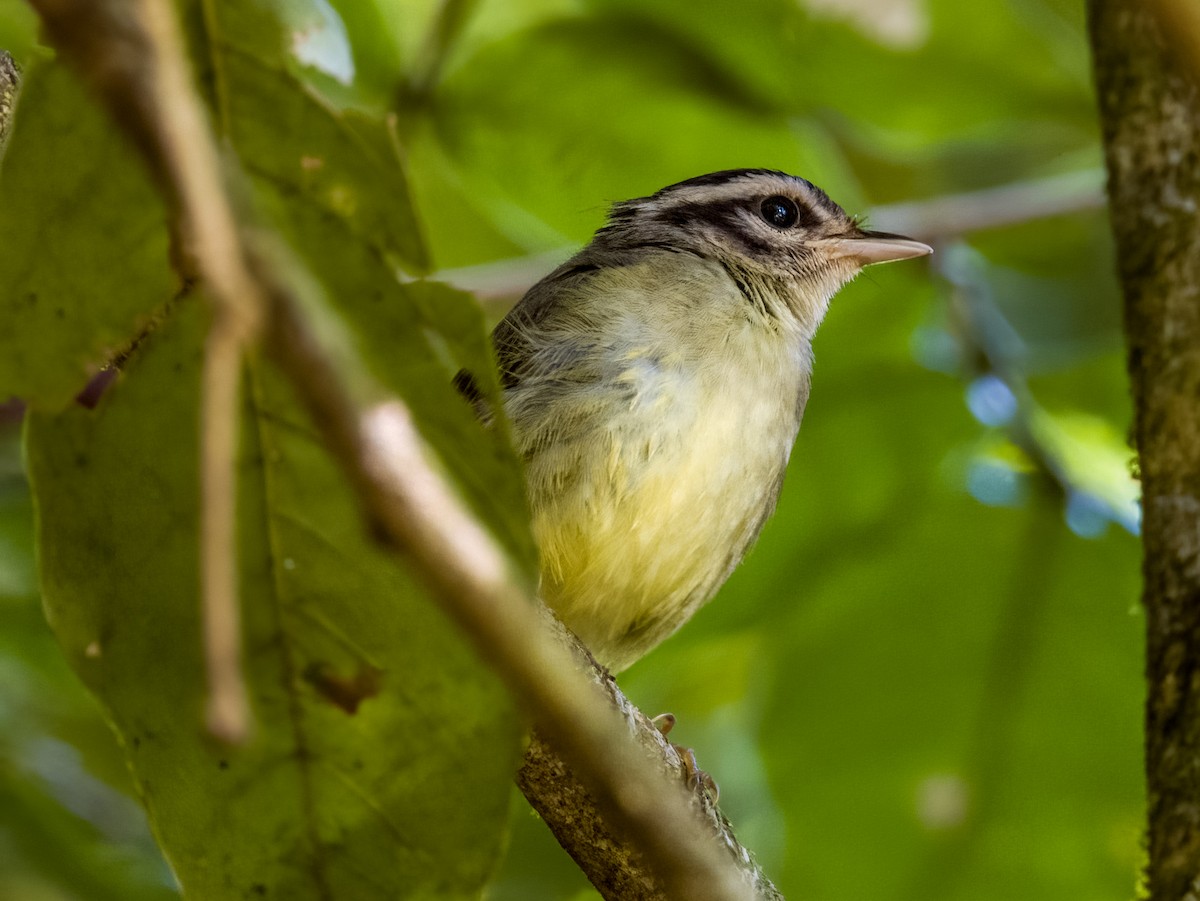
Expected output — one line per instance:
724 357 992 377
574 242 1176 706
476 169 930 671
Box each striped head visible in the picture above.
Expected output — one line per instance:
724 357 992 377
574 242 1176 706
595 169 930 328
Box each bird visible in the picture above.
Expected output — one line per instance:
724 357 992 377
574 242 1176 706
475 169 930 672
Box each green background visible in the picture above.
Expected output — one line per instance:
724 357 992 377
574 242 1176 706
0 0 1141 898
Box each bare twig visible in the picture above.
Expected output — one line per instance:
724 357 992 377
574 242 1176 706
142 0 259 744
931 244 1076 498
438 248 573 301
29 0 262 742
28 0 776 895
867 169 1106 242
197 312 253 743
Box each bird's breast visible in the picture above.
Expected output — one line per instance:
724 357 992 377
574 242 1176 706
525 319 811 670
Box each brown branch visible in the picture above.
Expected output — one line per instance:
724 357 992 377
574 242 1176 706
198 308 253 742
513 621 782 900
1088 2 1200 896
28 0 779 895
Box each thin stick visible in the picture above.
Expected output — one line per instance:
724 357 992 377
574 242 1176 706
139 0 260 743
198 309 252 742
30 0 262 742
864 169 1106 241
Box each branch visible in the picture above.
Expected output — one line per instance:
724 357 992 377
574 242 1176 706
930 243 1085 501
438 248 573 301
29 0 260 742
867 169 1106 243
1088 2 1200 895
512 613 781 899
28 0 778 896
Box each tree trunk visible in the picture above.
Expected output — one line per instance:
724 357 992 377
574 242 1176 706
1088 3 1200 896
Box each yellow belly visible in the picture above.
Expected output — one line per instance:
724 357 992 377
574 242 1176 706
528 366 796 671
504 257 812 670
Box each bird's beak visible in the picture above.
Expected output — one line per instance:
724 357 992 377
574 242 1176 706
826 229 933 267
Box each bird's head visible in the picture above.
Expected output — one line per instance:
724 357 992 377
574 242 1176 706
597 168 931 332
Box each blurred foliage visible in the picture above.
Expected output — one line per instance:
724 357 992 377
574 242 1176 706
0 0 1141 899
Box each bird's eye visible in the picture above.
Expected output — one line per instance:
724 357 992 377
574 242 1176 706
760 196 800 229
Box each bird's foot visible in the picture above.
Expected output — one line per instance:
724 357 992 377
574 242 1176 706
651 712 719 803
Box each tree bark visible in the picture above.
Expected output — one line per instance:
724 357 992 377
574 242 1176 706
0 51 18 150
513 615 783 901
1088 4 1200 896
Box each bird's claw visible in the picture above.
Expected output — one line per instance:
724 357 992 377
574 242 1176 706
652 712 719 802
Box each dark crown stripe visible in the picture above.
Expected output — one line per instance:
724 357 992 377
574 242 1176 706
655 168 793 193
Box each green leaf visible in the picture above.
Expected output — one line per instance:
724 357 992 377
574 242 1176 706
186 1 533 561
184 0 429 273
0 60 177 407
26 300 523 899
251 182 538 568
0 421 175 899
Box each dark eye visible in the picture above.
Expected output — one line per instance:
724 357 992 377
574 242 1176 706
760 195 800 228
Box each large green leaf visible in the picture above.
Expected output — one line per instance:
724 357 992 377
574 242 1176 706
12 4 533 894
0 60 177 407
250 178 536 570
0 420 177 901
183 0 534 563
182 0 428 274
27 299 523 899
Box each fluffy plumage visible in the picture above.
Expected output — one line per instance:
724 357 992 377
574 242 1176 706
487 170 929 670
